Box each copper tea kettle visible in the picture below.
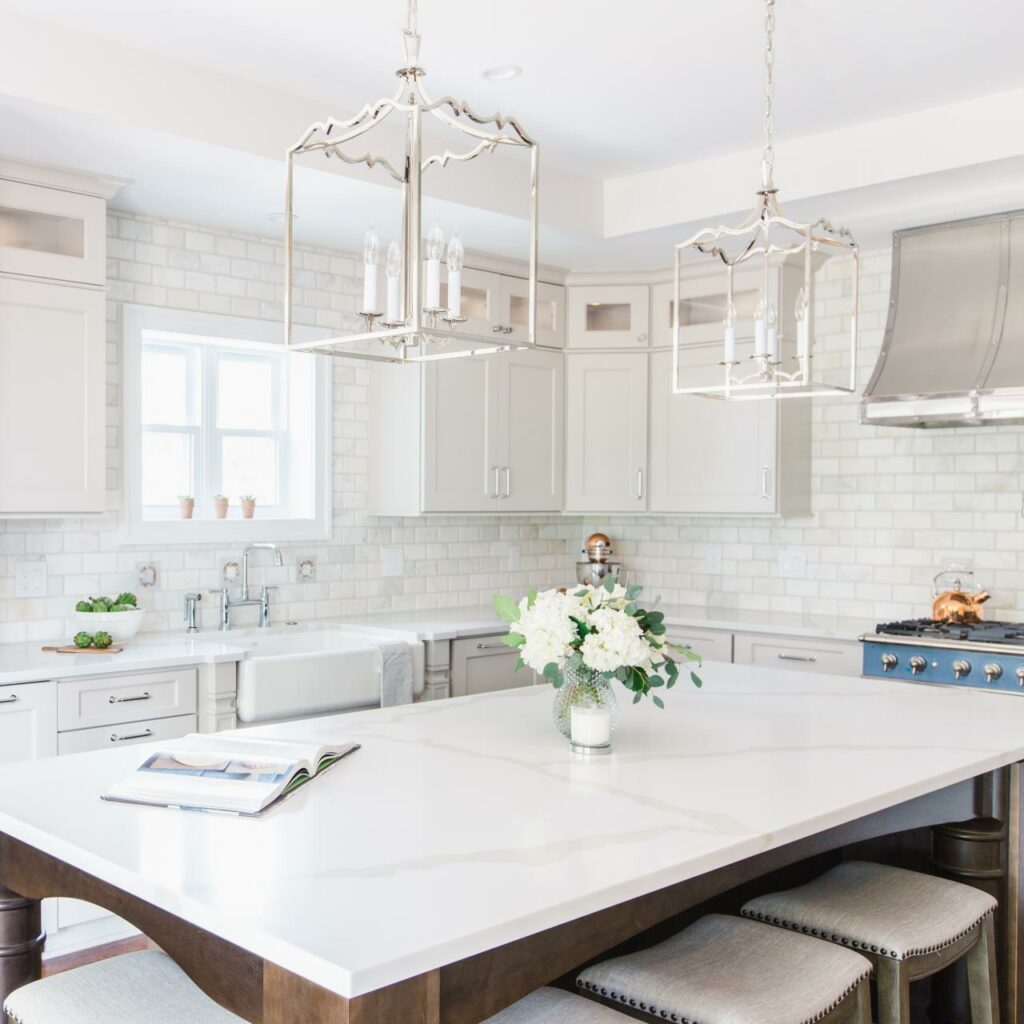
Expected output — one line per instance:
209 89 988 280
931 566 990 624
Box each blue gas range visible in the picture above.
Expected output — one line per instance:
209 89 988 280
861 620 1024 692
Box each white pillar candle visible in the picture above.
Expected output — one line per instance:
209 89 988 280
571 705 611 747
723 324 736 364
754 318 767 356
447 269 462 318
797 319 809 362
362 264 378 314
425 259 441 310
767 325 779 362
386 275 401 323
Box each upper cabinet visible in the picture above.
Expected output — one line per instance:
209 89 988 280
370 346 563 515
0 161 125 517
567 284 649 349
440 268 565 349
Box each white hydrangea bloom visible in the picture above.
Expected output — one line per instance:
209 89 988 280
515 588 586 674
580 606 652 673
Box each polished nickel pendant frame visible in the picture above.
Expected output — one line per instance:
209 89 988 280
672 0 859 400
284 0 538 364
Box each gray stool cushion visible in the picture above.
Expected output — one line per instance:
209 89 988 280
3 950 246 1024
742 860 997 961
577 913 871 1024
483 986 635 1023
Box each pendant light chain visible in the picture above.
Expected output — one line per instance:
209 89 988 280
761 0 776 191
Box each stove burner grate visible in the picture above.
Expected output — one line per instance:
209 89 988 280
875 618 1024 645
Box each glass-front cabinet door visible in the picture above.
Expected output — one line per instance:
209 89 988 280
501 277 565 349
0 179 106 286
439 267 503 342
567 284 650 349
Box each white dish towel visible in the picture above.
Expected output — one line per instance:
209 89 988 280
379 641 415 707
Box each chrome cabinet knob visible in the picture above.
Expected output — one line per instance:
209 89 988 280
1016 666 1024 686
881 653 898 671
909 656 927 675
984 663 1003 683
952 659 971 680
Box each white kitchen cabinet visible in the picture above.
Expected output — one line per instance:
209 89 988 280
502 277 566 349
0 277 106 515
0 681 57 762
666 627 734 665
371 347 563 514
57 712 196 756
440 267 503 340
649 346 809 516
733 634 863 678
450 636 536 697
57 667 198 732
568 285 650 349
564 352 648 513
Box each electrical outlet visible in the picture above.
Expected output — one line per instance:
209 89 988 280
777 548 808 578
703 545 723 574
382 547 405 578
14 559 47 598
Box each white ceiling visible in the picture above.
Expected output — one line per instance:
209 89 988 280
2 0 1023 178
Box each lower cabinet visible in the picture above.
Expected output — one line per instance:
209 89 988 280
666 627 733 665
450 636 537 697
0 680 57 761
733 633 863 678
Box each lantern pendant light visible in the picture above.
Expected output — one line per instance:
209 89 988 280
672 0 858 399
285 0 539 364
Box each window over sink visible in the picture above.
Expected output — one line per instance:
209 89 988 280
122 305 332 544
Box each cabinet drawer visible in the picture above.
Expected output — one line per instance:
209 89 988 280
450 636 537 698
666 627 733 664
733 634 862 677
0 681 57 762
57 713 197 755
58 668 197 731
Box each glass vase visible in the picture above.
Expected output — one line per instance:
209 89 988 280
552 662 619 753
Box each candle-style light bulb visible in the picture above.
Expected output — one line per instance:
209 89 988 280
766 300 779 362
795 287 810 364
385 241 402 323
424 218 444 310
753 290 767 356
361 225 381 315
722 299 737 364
446 232 464 319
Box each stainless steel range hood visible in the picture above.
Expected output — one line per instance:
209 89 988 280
861 210 1024 427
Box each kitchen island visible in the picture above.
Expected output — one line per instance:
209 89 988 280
1 663 1024 1022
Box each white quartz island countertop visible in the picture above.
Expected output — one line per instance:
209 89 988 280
1 664 1023 1000
0 636 247 686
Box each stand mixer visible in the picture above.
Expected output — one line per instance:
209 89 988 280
576 533 623 587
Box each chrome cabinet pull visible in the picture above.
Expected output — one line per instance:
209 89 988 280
108 692 151 704
761 465 771 499
476 641 509 650
489 465 500 498
503 466 511 498
777 653 817 663
0 694 18 705
492 324 504 333
110 729 153 743
636 468 644 500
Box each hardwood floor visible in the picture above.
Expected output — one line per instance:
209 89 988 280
43 935 160 977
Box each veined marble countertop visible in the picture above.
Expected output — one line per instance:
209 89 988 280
339 603 874 642
0 636 247 686
1 663 1023 998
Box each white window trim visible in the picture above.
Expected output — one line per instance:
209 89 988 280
121 304 333 546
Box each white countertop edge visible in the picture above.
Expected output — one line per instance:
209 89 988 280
0 713 1018 999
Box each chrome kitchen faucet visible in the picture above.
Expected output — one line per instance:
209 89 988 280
210 543 284 630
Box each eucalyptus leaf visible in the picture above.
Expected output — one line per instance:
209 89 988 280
492 594 520 623
632 692 642 704
527 588 538 608
626 584 643 600
603 574 616 593
501 632 525 648
690 671 703 688
652 695 664 709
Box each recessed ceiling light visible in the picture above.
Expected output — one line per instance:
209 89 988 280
482 64 522 81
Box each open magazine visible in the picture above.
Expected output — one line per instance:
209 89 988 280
102 733 360 816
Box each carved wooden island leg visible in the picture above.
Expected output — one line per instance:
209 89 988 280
0 884 43 1010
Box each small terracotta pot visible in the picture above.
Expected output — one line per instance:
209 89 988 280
213 498 229 519
178 498 194 520
240 498 256 519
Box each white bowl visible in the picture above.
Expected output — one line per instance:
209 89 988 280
73 609 144 644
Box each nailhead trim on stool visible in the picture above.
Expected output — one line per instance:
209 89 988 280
741 861 998 961
577 914 872 1024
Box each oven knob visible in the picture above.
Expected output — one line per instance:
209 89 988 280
881 653 898 672
909 656 927 675
1017 666 1024 687
952 659 971 680
984 663 1003 683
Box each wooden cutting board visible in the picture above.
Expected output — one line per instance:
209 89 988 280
41 645 125 655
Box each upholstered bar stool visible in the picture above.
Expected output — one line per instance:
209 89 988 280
742 860 999 1024
3 950 246 1024
483 986 639 1023
577 914 873 1023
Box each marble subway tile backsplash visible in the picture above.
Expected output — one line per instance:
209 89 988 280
0 212 1020 642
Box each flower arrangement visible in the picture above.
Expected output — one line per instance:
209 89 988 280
493 577 702 707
